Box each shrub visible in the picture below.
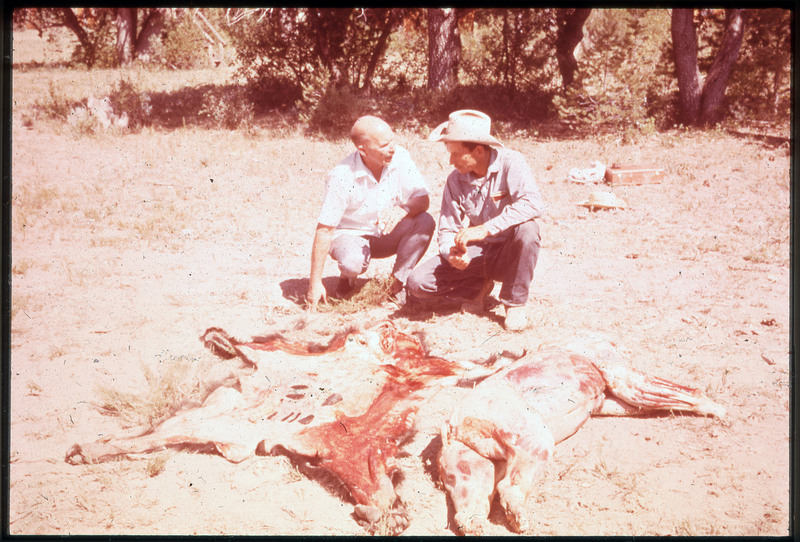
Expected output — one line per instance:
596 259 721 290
553 9 673 133
250 75 302 112
304 86 371 138
67 11 118 68
298 63 370 137
161 12 212 69
108 77 153 130
34 81 74 121
198 85 255 130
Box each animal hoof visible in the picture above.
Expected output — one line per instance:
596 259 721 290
354 503 410 535
65 444 87 465
201 328 238 359
354 504 382 524
508 513 531 534
455 512 489 536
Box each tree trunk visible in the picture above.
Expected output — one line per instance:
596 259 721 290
362 9 398 91
501 11 511 89
115 8 137 65
671 9 703 125
427 8 460 92
698 9 744 125
672 8 744 127
134 8 168 63
555 8 591 88
59 8 95 66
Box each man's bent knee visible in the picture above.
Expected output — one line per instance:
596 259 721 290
513 220 541 246
416 211 436 236
331 240 371 277
406 266 436 299
399 211 435 238
338 259 369 278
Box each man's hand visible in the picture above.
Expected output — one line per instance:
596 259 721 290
447 246 471 270
454 224 489 251
307 279 327 311
378 206 407 234
308 223 335 311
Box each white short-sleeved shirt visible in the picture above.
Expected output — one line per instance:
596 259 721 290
317 145 429 238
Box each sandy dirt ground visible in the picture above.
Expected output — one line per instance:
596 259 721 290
7 42 792 537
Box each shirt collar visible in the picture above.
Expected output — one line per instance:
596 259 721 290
353 150 397 183
467 148 499 186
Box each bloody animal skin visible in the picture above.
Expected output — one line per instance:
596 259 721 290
439 334 726 536
65 322 484 535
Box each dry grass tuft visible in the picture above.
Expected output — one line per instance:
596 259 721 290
317 275 396 315
95 355 210 429
145 451 174 478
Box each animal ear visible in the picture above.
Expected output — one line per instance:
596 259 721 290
380 333 395 354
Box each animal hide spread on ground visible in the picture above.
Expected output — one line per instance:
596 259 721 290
66 323 724 535
66 321 492 534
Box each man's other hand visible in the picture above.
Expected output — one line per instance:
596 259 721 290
447 246 471 270
454 224 489 251
307 279 327 310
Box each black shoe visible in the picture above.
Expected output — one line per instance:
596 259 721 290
335 276 357 298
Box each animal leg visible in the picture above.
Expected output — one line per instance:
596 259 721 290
67 387 259 464
439 429 496 536
353 449 409 535
492 415 555 534
597 364 726 418
561 335 726 418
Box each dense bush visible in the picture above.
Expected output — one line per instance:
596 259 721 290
553 10 673 133
108 77 153 130
69 13 118 68
460 9 561 95
161 13 211 69
728 9 791 122
198 85 255 130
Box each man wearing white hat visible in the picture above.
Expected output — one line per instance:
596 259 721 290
407 110 543 330
307 115 435 310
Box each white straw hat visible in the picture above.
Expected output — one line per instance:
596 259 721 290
428 110 503 147
578 191 627 211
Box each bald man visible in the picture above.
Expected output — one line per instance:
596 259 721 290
307 116 434 310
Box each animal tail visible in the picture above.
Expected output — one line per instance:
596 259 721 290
598 364 726 419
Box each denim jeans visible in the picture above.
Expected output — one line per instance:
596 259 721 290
407 220 540 307
329 212 435 284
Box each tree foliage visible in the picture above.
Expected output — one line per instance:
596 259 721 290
228 8 404 96
14 7 791 131
14 8 117 67
554 10 673 133
460 9 559 94
728 9 791 121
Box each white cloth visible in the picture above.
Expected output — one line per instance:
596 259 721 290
317 145 429 238
567 161 606 183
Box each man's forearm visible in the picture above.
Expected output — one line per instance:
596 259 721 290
403 194 430 217
483 195 541 236
310 224 335 283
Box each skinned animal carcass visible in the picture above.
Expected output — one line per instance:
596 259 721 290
65 321 496 535
438 334 726 535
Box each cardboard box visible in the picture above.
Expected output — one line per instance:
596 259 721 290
605 164 665 185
